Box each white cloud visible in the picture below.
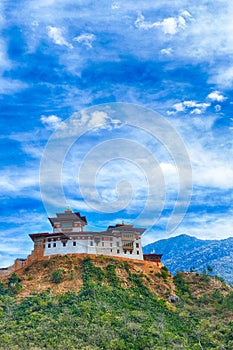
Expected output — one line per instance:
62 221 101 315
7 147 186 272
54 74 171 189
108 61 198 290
47 26 73 49
177 15 186 28
0 37 27 94
111 2 120 10
50 110 122 138
73 33 96 48
134 13 158 30
183 101 209 109
160 47 172 55
142 209 233 245
161 17 178 35
210 66 233 87
135 13 187 35
40 114 63 129
0 211 51 267
167 114 233 191
0 77 28 94
190 108 202 115
172 102 185 112
180 10 192 19
207 91 226 102
169 100 210 115
186 140 233 190
176 211 233 241
194 164 233 189
82 110 121 129
0 167 41 199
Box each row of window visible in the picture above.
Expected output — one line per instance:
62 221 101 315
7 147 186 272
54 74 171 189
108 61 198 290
47 236 118 242
47 241 139 248
46 242 140 255
47 240 123 247
122 233 134 238
123 250 140 255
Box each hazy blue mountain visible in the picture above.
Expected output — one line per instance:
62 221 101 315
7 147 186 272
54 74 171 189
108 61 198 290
143 234 233 284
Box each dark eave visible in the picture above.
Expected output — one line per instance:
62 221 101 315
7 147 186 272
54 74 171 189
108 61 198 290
48 212 87 227
74 212 87 224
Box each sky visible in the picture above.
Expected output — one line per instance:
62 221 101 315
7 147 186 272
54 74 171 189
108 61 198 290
0 0 233 267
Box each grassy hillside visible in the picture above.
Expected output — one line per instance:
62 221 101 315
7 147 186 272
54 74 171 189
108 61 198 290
0 255 233 349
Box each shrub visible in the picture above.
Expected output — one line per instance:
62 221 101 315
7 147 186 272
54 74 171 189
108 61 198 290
7 273 22 295
51 269 65 284
82 257 105 285
106 264 121 287
70 270 75 280
157 266 169 280
174 272 191 297
43 261 50 268
0 281 6 295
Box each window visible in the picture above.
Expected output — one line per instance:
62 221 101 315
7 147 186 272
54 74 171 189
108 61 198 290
130 251 132 254
117 249 120 254
90 241 93 246
110 243 112 247
137 250 139 255
117 242 120 247
136 243 139 248
102 242 104 247
62 242 66 247
53 243 56 248
124 250 126 254
110 249 113 252
48 238 51 242
62 223 72 228
73 241 76 246
48 243 51 248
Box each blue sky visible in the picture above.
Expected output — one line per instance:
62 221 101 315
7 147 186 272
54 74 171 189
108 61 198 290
1 0 233 267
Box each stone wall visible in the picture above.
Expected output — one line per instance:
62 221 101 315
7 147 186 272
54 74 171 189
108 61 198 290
0 244 45 279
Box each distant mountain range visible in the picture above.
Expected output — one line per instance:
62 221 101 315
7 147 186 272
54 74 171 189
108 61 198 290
143 234 233 284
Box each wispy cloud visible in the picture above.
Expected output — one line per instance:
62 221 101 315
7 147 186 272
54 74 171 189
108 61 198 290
160 47 172 55
47 26 73 49
168 100 210 115
1 0 233 262
0 167 40 197
73 33 96 48
40 115 63 129
135 12 188 35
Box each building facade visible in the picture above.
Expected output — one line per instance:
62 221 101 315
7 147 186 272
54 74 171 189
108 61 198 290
29 209 145 260
0 209 163 278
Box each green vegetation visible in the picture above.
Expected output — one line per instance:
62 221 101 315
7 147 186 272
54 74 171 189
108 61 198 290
0 260 232 349
51 269 65 284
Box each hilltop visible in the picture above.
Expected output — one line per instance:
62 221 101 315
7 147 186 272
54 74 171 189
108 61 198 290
143 234 233 284
1 254 174 300
0 254 233 349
